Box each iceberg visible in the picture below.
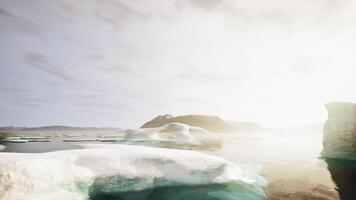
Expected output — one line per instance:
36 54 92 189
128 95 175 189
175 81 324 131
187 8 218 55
321 102 356 160
159 123 195 141
0 144 266 200
0 144 4 151
0 139 28 143
123 128 161 141
123 123 210 142
1 137 28 143
63 138 97 142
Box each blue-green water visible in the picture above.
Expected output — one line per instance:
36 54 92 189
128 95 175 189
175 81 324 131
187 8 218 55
89 182 265 200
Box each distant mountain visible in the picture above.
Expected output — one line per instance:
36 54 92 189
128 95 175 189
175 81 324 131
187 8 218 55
0 126 121 132
140 114 264 133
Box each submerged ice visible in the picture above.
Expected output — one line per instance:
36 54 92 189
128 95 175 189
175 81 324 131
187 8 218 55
0 144 266 200
322 102 356 160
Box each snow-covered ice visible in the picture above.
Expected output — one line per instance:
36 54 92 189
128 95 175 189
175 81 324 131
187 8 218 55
0 144 266 200
322 102 356 160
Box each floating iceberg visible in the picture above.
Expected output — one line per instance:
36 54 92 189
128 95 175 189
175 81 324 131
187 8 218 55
159 123 195 141
0 144 266 200
0 144 4 151
63 138 97 142
123 128 161 141
321 102 356 160
123 123 210 142
0 139 28 143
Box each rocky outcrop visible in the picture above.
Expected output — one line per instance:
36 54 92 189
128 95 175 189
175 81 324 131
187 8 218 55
141 114 263 133
321 102 356 160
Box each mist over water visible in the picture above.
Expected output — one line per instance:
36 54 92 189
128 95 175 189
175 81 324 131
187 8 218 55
2 129 356 199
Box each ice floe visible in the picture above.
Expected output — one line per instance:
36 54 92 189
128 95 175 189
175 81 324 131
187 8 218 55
123 128 161 141
123 123 211 142
0 144 266 200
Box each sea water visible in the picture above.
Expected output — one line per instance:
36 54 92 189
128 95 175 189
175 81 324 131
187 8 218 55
1 130 355 199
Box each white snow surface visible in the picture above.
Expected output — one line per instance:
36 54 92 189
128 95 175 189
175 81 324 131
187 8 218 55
322 102 356 160
0 144 265 200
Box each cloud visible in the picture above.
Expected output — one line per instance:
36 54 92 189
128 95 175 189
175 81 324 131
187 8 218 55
0 0 356 127
0 87 27 92
25 52 75 82
186 0 224 10
0 6 43 37
0 7 13 18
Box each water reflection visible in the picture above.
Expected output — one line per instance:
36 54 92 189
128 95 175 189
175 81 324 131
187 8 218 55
325 158 356 200
0 138 223 153
115 139 223 151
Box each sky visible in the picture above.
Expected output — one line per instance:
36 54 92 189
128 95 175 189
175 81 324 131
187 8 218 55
1 0 356 128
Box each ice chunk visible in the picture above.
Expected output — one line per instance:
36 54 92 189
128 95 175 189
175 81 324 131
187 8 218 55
123 128 161 141
63 138 97 142
1 139 28 143
160 123 194 141
0 144 266 200
123 123 210 142
321 102 356 160
189 125 211 135
0 144 4 151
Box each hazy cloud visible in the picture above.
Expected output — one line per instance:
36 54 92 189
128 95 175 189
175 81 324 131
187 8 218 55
186 0 224 10
25 52 75 82
0 87 27 92
0 7 13 18
0 6 43 37
0 0 356 127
